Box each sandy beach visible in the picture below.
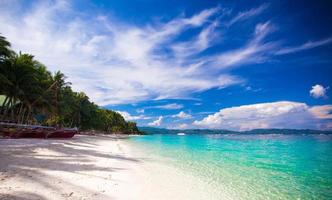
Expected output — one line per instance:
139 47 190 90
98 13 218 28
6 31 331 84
0 135 144 200
0 135 218 200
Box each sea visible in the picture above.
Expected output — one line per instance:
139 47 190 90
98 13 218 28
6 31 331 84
128 132 332 200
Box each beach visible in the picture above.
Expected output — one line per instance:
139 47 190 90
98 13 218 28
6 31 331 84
0 135 141 199
0 135 216 200
1 134 331 200
1 1 331 199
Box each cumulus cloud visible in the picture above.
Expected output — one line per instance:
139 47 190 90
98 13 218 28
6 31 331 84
148 116 163 126
309 105 332 119
172 111 192 119
310 84 329 99
194 101 332 130
116 111 150 121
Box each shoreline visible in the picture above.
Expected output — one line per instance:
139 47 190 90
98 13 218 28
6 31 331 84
2 133 329 199
0 135 219 200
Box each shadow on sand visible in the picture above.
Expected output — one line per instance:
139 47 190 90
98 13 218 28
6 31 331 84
0 192 47 200
0 135 142 199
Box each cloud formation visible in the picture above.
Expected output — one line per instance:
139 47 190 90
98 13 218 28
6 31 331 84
0 1 235 105
148 116 163 126
310 84 329 99
194 101 332 130
227 3 269 26
211 21 276 69
309 105 332 119
275 37 332 55
172 111 192 119
116 111 150 121
145 103 183 110
0 1 330 106
171 123 189 129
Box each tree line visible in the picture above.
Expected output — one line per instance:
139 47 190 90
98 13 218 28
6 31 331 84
0 34 140 134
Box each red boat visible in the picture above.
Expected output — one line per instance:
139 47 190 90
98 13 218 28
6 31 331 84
0 122 77 139
46 129 77 138
18 128 47 138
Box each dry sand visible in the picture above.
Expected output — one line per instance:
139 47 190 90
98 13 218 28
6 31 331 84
0 135 220 200
0 135 143 200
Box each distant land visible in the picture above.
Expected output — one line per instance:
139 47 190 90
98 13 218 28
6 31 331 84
139 127 332 135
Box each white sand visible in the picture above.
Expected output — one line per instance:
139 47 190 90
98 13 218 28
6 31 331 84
0 135 220 200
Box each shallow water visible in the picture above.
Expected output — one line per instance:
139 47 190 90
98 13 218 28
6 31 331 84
129 133 332 200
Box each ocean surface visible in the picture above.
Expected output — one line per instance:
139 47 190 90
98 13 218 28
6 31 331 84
129 133 332 200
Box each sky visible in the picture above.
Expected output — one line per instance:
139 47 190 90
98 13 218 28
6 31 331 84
0 0 332 130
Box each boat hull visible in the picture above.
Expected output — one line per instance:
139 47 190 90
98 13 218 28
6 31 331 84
47 130 76 138
2 129 77 139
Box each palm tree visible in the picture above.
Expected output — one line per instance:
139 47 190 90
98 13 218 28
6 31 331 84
39 70 71 127
0 34 14 60
0 34 13 116
0 53 39 122
0 35 140 133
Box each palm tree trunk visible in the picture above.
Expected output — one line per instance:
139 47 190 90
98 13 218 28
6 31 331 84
18 105 26 124
10 98 16 121
16 103 24 121
2 97 12 121
20 108 28 124
0 95 9 115
77 113 81 128
23 106 32 124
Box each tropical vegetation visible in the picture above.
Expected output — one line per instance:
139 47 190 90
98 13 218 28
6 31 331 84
0 34 140 134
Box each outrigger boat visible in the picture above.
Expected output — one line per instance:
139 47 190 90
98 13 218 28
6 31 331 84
0 122 78 139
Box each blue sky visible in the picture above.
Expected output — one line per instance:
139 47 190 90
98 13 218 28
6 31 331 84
1 0 332 130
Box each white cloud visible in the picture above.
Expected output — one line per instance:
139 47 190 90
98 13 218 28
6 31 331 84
194 101 332 130
211 21 332 71
0 1 329 106
116 111 150 121
171 20 219 58
172 111 192 119
227 3 269 26
146 103 183 110
148 116 163 126
0 1 242 105
211 21 277 69
275 37 332 55
170 123 189 129
136 109 145 114
245 86 262 92
310 84 329 99
309 105 332 119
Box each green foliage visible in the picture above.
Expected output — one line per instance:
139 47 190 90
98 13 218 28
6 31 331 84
0 34 140 134
0 33 14 60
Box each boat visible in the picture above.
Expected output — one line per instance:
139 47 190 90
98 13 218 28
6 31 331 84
177 132 186 136
46 129 77 138
0 122 77 139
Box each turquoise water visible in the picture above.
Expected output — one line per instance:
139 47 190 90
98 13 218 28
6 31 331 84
129 133 332 200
